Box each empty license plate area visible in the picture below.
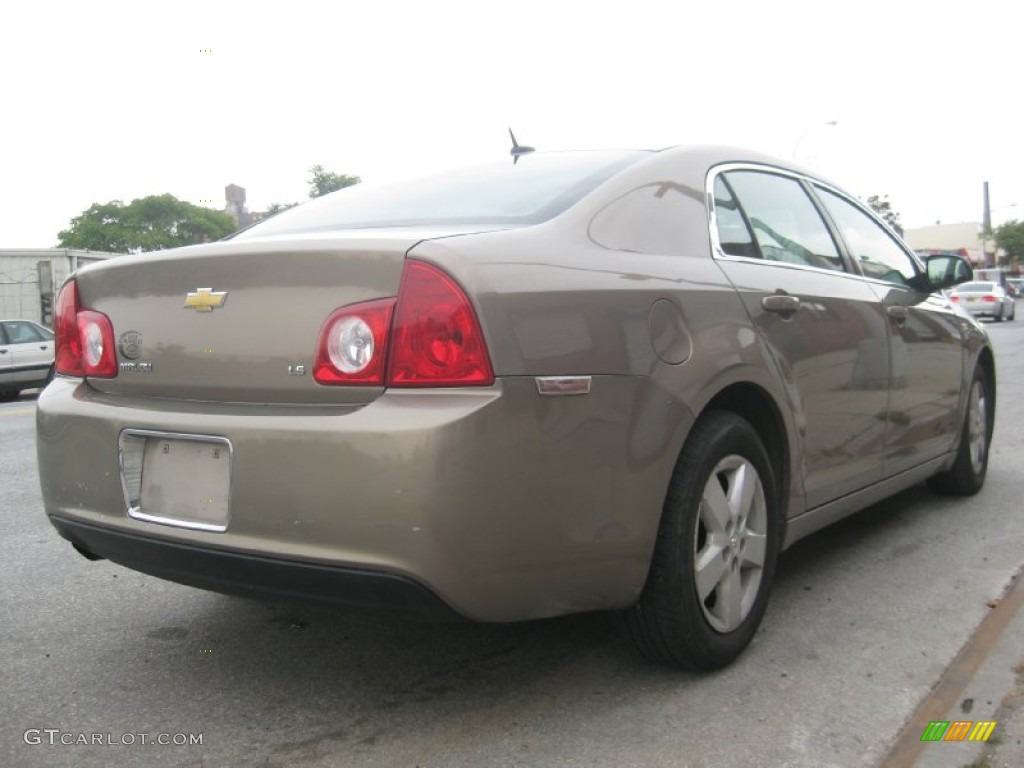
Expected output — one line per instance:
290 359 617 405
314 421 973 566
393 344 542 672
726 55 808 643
119 430 232 532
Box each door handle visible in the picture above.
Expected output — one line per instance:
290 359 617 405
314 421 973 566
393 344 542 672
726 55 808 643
762 294 801 314
886 305 909 323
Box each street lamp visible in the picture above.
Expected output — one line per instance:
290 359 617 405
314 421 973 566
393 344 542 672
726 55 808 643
792 120 839 162
991 202 1018 223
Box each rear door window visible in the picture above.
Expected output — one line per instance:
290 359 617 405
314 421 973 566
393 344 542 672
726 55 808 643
719 171 844 272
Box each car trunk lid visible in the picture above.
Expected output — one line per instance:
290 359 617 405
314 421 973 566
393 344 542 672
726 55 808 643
74 233 429 405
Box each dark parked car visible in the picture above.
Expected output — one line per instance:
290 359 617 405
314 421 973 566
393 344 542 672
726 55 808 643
0 319 54 400
36 146 993 669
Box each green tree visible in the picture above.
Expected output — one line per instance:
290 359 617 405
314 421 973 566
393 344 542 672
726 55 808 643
58 194 237 253
308 165 360 198
994 220 1024 262
866 194 903 237
264 202 298 217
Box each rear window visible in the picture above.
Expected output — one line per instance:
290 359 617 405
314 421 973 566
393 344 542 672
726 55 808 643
956 282 994 292
235 151 649 238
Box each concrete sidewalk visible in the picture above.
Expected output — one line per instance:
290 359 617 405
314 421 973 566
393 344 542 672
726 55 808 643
881 567 1024 767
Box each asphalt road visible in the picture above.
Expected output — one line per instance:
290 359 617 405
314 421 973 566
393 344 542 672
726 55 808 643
2 319 1023 768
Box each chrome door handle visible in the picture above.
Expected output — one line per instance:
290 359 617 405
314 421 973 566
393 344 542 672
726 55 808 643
762 295 801 314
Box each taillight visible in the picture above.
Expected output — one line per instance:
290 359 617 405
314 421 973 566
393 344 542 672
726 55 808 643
949 295 960 302
313 299 395 385
388 260 494 387
54 280 118 378
314 260 494 388
982 295 997 303
54 281 83 376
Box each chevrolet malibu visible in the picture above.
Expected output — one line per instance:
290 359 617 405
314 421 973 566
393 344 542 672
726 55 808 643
37 146 994 670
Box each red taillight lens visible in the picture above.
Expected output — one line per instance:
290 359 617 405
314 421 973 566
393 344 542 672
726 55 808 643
78 310 117 377
387 260 494 387
982 295 997 303
314 261 494 388
313 299 395 385
54 280 117 378
54 281 83 376
949 295 960 302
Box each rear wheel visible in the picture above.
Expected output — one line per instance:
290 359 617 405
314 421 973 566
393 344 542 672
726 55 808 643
620 411 780 670
927 365 993 495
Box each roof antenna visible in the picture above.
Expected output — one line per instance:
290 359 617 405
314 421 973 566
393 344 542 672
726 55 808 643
509 128 534 164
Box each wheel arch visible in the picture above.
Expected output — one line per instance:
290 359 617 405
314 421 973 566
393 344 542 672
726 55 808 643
698 382 793 537
976 344 996 408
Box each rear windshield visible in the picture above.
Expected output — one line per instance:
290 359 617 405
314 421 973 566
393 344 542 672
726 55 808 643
234 151 649 238
956 282 994 292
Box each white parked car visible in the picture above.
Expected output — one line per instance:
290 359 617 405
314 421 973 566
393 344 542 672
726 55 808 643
949 282 1016 322
0 319 55 400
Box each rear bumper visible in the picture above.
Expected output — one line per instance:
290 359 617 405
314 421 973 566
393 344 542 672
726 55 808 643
962 304 1005 319
37 376 672 621
50 515 463 620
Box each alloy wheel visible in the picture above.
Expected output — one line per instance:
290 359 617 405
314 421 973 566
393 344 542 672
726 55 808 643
694 455 768 633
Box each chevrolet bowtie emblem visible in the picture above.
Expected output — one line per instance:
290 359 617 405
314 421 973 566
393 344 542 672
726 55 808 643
184 288 228 312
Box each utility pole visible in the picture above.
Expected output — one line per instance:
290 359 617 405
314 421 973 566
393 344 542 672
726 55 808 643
983 181 992 266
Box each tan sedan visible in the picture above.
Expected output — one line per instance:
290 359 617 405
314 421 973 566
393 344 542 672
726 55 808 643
37 146 993 670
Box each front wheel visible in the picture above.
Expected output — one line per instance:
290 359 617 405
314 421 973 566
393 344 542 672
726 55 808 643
927 365 993 495
620 411 780 670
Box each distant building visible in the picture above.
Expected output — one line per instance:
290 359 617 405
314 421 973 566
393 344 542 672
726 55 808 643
0 249 117 326
223 184 267 229
902 222 984 265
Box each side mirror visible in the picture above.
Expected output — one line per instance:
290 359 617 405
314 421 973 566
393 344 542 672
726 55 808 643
922 254 973 292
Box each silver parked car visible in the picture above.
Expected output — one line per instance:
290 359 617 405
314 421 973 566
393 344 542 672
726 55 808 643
0 319 54 400
36 146 994 670
949 281 1016 321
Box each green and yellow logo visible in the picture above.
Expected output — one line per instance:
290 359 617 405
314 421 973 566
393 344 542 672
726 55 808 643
920 720 997 742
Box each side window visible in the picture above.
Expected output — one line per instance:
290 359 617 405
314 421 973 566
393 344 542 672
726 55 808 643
713 177 758 258
4 322 44 343
723 171 843 272
816 187 920 286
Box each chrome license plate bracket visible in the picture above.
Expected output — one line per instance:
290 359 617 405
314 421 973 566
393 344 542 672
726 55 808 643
119 430 232 532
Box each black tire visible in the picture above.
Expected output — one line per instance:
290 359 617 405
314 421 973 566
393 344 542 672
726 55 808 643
927 365 993 496
619 411 780 670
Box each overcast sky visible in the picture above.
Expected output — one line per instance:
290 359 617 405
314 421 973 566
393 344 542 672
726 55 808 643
3 0 1022 248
